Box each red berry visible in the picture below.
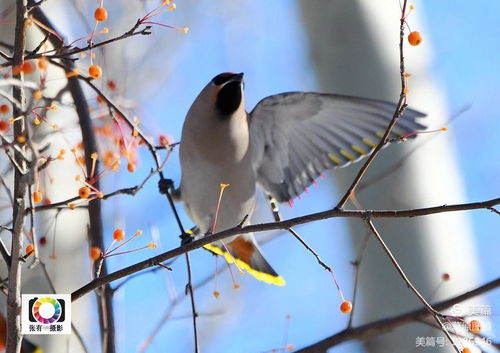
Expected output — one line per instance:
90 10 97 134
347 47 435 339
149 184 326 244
340 300 352 314
33 191 43 203
25 244 34 256
107 80 117 90
21 61 35 74
469 320 481 334
78 186 91 199
89 65 102 79
113 229 125 241
90 246 101 260
0 120 9 132
94 7 108 22
408 31 422 46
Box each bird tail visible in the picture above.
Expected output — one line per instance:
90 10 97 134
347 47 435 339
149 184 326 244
22 338 43 353
203 236 285 286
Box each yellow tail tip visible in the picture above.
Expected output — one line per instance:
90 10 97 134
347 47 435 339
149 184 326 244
203 244 286 286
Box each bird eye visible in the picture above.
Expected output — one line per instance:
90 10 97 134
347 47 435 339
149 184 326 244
212 72 243 86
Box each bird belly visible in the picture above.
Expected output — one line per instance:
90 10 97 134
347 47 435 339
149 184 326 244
180 154 256 236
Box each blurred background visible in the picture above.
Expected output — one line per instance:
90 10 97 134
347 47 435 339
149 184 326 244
0 0 498 352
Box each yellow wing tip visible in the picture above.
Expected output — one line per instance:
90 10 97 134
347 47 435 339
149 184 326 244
34 349 44 353
203 244 286 286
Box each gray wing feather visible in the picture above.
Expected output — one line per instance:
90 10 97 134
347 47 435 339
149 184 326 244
249 92 426 203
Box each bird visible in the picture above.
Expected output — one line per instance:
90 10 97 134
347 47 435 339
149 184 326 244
174 72 426 286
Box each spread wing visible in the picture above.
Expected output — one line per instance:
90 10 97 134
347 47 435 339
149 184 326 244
249 92 426 203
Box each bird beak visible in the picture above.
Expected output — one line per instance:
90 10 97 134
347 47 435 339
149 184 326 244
228 72 244 84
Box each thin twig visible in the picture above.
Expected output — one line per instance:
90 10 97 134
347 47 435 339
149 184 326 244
38 260 89 353
357 106 470 193
287 228 331 272
138 263 230 353
336 0 410 208
295 277 500 352
30 168 157 213
163 185 199 353
347 231 370 328
364 217 460 352
29 24 152 60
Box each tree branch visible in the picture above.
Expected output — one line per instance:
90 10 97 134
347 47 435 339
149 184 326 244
295 277 500 352
71 196 500 301
365 218 459 352
7 0 29 352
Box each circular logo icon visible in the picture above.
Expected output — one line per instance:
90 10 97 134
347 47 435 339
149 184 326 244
32 297 62 324
451 304 463 316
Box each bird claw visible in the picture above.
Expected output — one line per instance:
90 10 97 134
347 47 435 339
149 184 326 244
158 178 174 195
180 232 193 246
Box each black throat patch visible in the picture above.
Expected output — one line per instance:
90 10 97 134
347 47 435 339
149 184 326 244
215 81 242 117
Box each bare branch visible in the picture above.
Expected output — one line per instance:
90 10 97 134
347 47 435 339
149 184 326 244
7 0 29 351
364 218 459 352
71 195 500 301
295 277 500 352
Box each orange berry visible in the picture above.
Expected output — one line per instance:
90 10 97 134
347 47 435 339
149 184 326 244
33 190 43 203
17 136 26 143
213 291 220 298
94 7 108 22
69 203 76 210
340 300 352 314
0 104 9 114
77 156 86 165
0 120 8 132
21 61 35 74
96 95 105 104
25 244 34 256
78 186 91 199
106 80 117 90
88 65 102 79
469 320 481 334
442 273 450 281
113 228 125 242
32 90 43 100
462 348 471 353
89 246 102 260
408 31 422 46
37 57 48 71
127 162 136 172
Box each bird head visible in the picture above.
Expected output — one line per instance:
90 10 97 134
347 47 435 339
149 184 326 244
210 72 245 117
